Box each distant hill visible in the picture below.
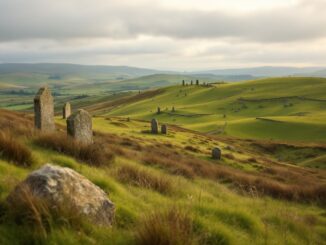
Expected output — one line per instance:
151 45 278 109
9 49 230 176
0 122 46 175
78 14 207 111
308 69 326 77
0 63 163 79
196 66 324 77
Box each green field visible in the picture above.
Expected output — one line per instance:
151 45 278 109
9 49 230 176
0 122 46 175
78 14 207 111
106 77 326 142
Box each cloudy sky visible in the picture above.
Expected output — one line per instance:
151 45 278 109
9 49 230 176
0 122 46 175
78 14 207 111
0 0 326 70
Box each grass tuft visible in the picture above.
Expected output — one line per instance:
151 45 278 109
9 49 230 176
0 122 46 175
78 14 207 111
135 207 194 245
0 131 33 167
116 165 173 194
4 183 89 240
34 133 115 167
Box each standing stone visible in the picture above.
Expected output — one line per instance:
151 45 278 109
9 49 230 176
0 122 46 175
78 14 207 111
182 80 185 86
62 102 71 119
157 107 161 114
191 80 193 85
151 119 159 134
161 124 167 134
34 87 55 132
67 109 93 144
196 80 199 85
212 147 222 160
172 106 175 112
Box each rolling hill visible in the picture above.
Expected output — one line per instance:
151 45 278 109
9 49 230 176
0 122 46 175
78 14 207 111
105 77 326 143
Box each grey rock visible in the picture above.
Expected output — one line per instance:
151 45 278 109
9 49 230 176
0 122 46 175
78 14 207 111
7 164 115 226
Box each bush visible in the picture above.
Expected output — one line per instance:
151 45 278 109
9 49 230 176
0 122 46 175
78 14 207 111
135 207 194 245
117 165 173 194
34 133 114 167
0 131 33 167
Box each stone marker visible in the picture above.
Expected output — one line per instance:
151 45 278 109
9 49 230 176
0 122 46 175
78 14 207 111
191 80 193 85
182 80 185 86
67 109 93 144
172 106 175 112
151 118 159 134
196 80 199 85
157 107 161 114
161 124 167 134
212 147 221 160
62 102 71 119
7 164 115 226
34 87 55 132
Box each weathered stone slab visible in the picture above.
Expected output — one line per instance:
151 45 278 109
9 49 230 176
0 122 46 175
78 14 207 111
67 109 93 144
151 119 159 134
34 87 55 132
161 124 167 134
62 102 71 119
212 147 221 160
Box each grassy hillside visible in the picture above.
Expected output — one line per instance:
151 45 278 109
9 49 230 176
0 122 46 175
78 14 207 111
106 77 326 143
0 109 325 244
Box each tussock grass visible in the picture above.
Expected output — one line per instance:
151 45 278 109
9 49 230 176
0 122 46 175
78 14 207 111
0 131 33 167
142 153 196 179
0 109 34 136
96 128 326 203
135 207 194 245
4 184 88 240
116 165 173 194
140 141 326 203
34 133 114 167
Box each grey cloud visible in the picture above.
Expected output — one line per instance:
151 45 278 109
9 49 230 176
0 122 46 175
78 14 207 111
0 0 326 43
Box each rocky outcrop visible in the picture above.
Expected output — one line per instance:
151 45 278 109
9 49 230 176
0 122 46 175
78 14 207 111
8 164 115 226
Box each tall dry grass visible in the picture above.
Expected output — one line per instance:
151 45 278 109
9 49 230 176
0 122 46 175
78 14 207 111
99 132 326 204
0 131 33 167
135 207 194 245
5 184 87 239
116 165 173 194
34 133 114 167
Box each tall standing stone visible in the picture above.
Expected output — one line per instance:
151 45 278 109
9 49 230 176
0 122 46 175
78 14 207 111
196 80 199 85
191 80 193 85
212 147 221 160
157 107 161 114
62 102 71 119
161 124 167 134
34 87 55 132
151 119 159 134
182 80 185 86
67 109 93 144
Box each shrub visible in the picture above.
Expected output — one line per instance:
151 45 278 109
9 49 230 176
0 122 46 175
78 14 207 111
0 131 33 167
135 207 194 245
34 133 114 167
117 165 173 194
